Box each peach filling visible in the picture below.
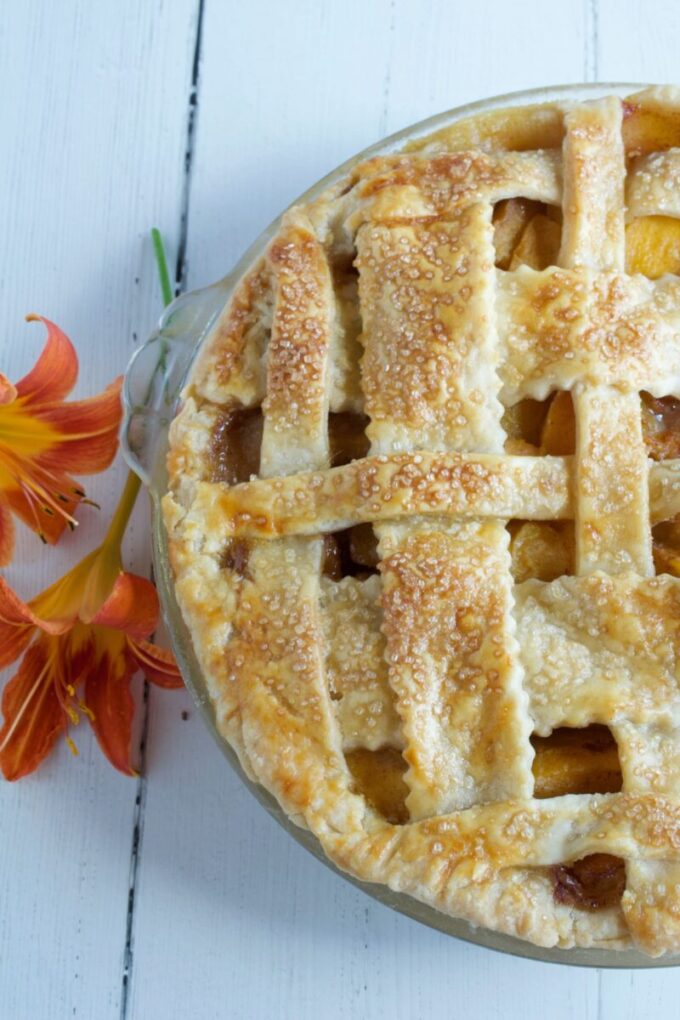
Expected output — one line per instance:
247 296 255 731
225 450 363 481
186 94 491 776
345 747 409 825
532 726 622 799
323 525 379 580
328 412 370 465
552 854 626 911
641 393 680 461
534 727 624 910
210 408 263 484
325 413 377 579
623 99 680 156
493 198 561 271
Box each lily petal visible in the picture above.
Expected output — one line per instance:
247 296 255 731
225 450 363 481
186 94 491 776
90 571 159 642
0 374 17 405
0 576 67 670
0 318 122 559
0 638 65 780
85 642 137 776
36 378 123 474
0 501 15 567
18 316 78 404
128 638 183 689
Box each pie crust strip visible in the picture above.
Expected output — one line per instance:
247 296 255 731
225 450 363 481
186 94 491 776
231 213 362 830
355 202 533 820
557 100 653 576
559 96 674 953
188 456 680 540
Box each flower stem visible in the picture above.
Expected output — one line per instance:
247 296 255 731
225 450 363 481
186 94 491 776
151 227 174 306
102 229 174 555
103 469 142 551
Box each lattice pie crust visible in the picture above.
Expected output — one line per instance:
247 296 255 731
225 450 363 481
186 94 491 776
164 88 680 955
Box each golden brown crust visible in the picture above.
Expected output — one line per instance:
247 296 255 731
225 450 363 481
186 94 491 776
186 452 573 541
164 88 680 956
356 208 504 454
346 150 561 226
260 213 334 476
497 268 680 402
190 259 273 408
379 522 533 819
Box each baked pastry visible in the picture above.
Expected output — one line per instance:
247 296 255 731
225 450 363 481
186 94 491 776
164 87 680 956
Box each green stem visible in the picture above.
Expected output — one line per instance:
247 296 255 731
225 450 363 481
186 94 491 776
102 469 142 551
102 229 174 554
151 227 174 307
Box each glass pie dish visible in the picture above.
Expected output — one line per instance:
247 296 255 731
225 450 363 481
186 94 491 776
122 83 680 968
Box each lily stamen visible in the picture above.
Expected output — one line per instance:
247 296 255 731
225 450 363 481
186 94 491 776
77 699 95 722
19 473 79 528
0 315 121 564
0 470 182 778
15 467 80 539
18 480 50 539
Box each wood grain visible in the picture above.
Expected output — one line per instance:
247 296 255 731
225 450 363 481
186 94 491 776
0 2 197 1018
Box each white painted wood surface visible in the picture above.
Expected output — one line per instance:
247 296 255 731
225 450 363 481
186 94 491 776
2 2 680 1017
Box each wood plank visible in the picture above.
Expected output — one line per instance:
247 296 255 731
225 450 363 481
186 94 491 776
598 0 680 83
130 2 605 1018
182 0 589 294
0 2 197 1018
132 686 601 1020
599 969 680 1020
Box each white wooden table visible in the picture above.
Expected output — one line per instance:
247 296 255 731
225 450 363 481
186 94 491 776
2 2 680 1017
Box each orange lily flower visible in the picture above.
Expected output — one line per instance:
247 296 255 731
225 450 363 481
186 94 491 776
0 315 122 564
0 473 182 780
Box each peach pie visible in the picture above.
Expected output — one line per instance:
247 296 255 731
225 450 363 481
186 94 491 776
164 87 680 955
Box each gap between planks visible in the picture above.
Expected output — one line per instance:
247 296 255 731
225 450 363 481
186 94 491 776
585 0 600 82
118 2 206 1017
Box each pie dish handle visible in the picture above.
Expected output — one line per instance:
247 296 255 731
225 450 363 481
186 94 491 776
121 279 231 489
